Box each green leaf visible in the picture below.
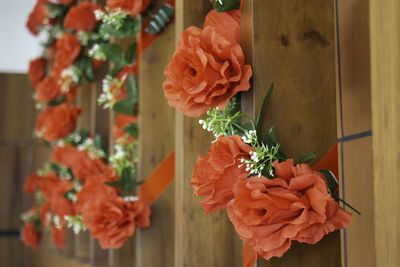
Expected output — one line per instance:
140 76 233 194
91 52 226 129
318 169 338 194
256 83 274 136
126 42 137 65
331 193 361 215
120 166 136 193
94 134 107 156
297 152 316 164
109 65 124 77
123 123 138 138
263 126 278 146
78 129 90 142
214 0 240 12
48 94 66 106
77 57 95 82
125 74 138 103
99 43 127 66
112 99 135 115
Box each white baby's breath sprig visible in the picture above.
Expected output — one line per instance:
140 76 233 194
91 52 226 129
95 8 129 31
77 137 106 159
199 99 252 140
65 215 86 234
239 129 280 178
60 65 82 91
110 141 137 173
98 75 124 109
88 43 107 60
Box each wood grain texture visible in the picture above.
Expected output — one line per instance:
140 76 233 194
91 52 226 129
175 1 243 267
335 0 371 137
370 0 400 266
334 1 375 266
240 1 339 266
0 74 36 143
0 73 37 267
138 19 176 267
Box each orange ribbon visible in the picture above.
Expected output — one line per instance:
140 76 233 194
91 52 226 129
139 151 175 206
242 143 339 266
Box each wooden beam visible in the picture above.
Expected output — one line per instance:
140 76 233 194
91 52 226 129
241 1 339 266
334 1 375 266
174 1 243 267
370 0 400 266
138 19 176 267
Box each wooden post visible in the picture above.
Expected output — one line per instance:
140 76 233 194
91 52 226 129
174 1 243 267
334 0 375 266
370 1 400 266
137 19 176 267
241 1 340 266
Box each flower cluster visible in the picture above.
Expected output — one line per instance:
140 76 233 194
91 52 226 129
183 9 355 262
23 0 159 251
163 9 251 117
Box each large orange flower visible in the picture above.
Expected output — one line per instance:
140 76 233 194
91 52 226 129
35 104 82 142
35 77 61 103
163 25 252 117
76 176 118 212
113 114 137 144
190 135 253 214
106 0 151 16
64 1 103 31
51 33 81 77
38 172 76 218
81 197 150 249
28 57 47 87
227 160 352 260
26 0 47 35
22 222 41 249
203 9 241 45
52 145 114 183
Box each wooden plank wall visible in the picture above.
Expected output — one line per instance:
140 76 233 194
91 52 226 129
174 1 244 267
335 1 375 266
370 1 400 266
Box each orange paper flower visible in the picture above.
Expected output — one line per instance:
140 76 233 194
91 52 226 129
22 222 41 249
64 1 103 31
227 160 352 260
51 33 81 77
26 0 47 35
190 135 253 214
76 175 119 213
106 0 151 16
163 26 252 117
81 197 151 249
24 173 41 194
113 114 137 143
52 145 114 183
35 77 61 103
52 226 66 251
28 58 47 87
38 172 76 218
203 9 241 45
35 104 82 142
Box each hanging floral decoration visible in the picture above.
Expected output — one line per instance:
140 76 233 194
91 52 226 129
163 0 359 263
22 0 175 250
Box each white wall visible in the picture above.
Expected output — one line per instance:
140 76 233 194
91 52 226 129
0 0 45 73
